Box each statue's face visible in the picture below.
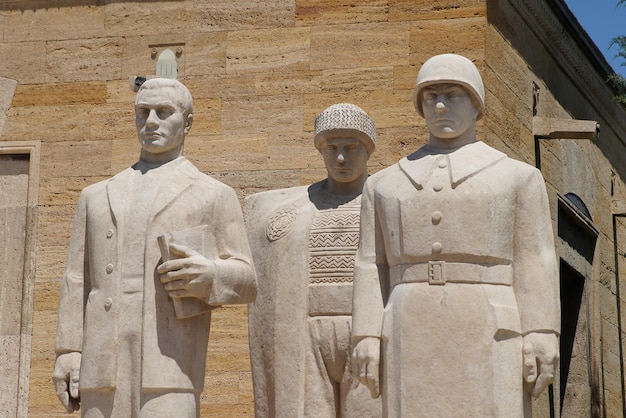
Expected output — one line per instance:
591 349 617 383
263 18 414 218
421 83 478 140
320 137 369 185
135 86 190 157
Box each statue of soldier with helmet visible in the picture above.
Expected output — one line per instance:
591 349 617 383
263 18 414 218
351 54 560 417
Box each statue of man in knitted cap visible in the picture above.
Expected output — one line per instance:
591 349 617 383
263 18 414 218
245 103 382 417
351 54 559 416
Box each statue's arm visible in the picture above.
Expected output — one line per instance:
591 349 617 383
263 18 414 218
53 190 89 412
351 179 386 398
513 168 560 398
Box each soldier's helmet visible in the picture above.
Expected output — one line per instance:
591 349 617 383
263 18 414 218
413 53 485 120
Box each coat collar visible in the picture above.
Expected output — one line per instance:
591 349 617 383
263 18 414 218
398 141 507 189
106 157 199 226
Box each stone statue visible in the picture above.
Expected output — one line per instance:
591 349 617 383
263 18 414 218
52 78 256 417
351 54 560 417
245 103 382 417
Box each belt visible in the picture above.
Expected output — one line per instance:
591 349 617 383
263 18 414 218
390 261 512 287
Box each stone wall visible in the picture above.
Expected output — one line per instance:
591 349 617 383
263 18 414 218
0 0 624 416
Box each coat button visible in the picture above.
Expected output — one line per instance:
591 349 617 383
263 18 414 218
433 183 443 192
106 264 114 274
432 211 442 224
104 298 112 311
106 229 114 238
437 158 448 168
432 242 443 253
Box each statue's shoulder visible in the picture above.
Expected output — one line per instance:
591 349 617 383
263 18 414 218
245 185 309 206
243 184 311 221
79 168 132 199
365 162 403 188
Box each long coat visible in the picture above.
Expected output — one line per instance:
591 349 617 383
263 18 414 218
352 141 559 417
55 157 256 392
244 183 321 418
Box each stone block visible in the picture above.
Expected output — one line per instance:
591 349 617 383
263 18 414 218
394 64 420 91
39 176 107 206
0 41 46 84
105 1 294 36
89 102 136 141
221 94 304 135
226 27 310 74
389 0 485 21
319 67 394 93
12 82 107 107
3 6 105 42
264 131 320 170
34 245 68 282
372 125 430 167
37 205 74 248
188 98 221 136
106 79 138 104
185 133 269 173
41 140 111 178
310 22 410 70
255 70 323 96
186 32 228 77
409 17 486 66
3 105 90 142
46 37 124 83
33 279 61 312
296 0 388 25
111 138 140 174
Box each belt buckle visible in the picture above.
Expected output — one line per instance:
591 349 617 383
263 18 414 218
428 261 445 285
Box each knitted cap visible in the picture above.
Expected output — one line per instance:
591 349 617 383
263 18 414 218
314 103 376 154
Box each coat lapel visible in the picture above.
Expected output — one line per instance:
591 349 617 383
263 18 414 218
106 168 134 230
148 158 198 223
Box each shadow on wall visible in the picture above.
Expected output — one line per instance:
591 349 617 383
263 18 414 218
0 0 184 12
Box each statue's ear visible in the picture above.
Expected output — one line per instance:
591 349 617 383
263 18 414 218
184 113 193 134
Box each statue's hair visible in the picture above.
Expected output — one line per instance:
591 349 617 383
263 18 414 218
136 78 193 116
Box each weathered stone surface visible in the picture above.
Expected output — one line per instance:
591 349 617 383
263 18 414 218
389 0 486 21
12 82 107 107
226 27 310 74
409 17 486 65
0 41 46 84
3 7 105 42
40 141 111 178
310 22 410 70
105 1 295 35
46 38 124 83
255 70 323 96
222 94 304 135
296 0 388 24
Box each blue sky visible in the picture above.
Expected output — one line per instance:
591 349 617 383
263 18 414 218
564 0 626 76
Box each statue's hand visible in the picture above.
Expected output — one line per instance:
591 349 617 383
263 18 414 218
523 332 559 398
52 352 81 413
352 336 381 398
158 243 215 300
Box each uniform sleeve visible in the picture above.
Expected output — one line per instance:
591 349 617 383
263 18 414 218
514 168 560 335
206 186 257 306
352 178 387 341
55 191 88 354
